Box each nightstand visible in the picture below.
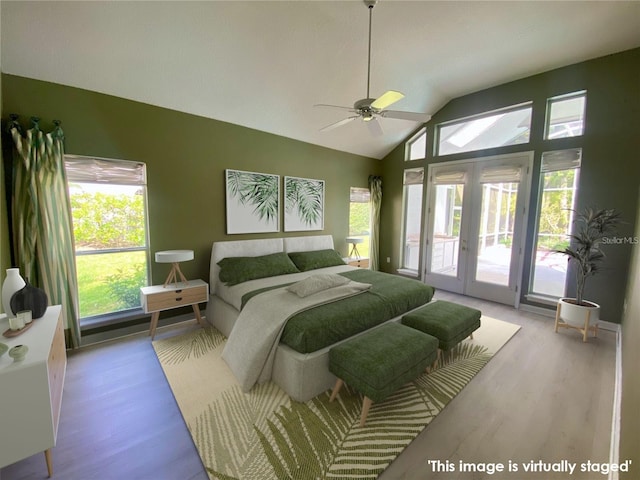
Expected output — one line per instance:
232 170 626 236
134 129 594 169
140 279 209 339
346 257 369 269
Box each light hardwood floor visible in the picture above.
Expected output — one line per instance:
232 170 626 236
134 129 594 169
1 292 616 480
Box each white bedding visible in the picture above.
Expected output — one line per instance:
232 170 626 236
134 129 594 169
216 264 356 311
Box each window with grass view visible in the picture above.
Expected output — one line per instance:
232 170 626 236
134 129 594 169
349 187 371 258
530 149 581 298
65 156 149 320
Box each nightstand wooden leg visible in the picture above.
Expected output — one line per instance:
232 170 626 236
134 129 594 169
149 311 160 339
44 449 53 477
193 304 206 327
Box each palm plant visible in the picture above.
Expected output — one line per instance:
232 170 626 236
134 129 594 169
556 207 621 306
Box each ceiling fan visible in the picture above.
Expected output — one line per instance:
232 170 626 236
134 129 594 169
316 0 431 136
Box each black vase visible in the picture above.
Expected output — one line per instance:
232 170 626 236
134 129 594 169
10 278 48 319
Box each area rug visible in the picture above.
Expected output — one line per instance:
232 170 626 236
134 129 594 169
153 316 519 480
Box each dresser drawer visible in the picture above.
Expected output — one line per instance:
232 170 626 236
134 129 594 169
47 313 66 437
145 285 208 312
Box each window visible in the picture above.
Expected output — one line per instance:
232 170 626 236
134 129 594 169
545 91 586 140
401 168 424 271
405 128 427 161
437 103 532 156
65 155 149 321
348 187 371 258
530 149 581 298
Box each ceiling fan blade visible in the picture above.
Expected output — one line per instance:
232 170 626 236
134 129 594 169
314 104 356 112
320 116 358 132
371 90 405 110
366 118 384 137
381 110 432 122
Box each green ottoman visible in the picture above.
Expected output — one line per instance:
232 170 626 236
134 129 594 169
328 322 438 427
402 300 481 352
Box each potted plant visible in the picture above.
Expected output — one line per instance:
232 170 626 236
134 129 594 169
554 207 621 341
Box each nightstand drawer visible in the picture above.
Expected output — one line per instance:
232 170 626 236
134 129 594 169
347 258 369 268
145 285 208 312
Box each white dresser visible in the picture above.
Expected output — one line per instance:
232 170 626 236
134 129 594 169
0 305 65 476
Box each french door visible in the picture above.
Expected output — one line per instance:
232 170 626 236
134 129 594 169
423 152 533 306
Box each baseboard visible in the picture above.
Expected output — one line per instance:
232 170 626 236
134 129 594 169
80 312 201 346
609 324 622 480
519 303 555 318
597 320 620 332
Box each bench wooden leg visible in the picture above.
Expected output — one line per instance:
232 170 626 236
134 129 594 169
431 348 441 370
44 449 53 477
469 332 474 340
359 397 373 427
329 378 343 402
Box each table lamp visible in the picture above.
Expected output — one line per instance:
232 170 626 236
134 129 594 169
345 237 363 259
155 250 194 287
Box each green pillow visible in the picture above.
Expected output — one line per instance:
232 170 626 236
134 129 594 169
218 252 300 286
288 249 346 272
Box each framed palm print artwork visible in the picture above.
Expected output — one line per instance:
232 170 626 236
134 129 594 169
284 176 325 232
226 169 280 234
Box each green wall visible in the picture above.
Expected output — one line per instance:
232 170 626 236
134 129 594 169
1 75 380 288
380 47 640 323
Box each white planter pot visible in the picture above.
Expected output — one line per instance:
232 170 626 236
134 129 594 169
555 298 601 342
557 298 600 327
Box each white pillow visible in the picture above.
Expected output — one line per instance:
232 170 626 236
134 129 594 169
287 274 350 298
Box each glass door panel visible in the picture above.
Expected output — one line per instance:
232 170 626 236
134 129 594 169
430 184 464 277
475 182 518 286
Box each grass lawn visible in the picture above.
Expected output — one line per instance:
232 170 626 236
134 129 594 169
76 250 147 318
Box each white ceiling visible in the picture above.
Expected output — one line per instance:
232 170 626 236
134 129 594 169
2 1 639 159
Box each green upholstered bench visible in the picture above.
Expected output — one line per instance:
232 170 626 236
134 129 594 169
402 300 481 352
328 322 439 427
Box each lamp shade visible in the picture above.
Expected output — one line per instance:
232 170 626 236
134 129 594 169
155 250 194 264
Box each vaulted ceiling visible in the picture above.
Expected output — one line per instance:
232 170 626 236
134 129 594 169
2 1 639 159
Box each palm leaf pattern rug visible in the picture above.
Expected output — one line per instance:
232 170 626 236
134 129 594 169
153 317 519 479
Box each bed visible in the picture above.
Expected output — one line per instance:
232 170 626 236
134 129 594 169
204 235 435 402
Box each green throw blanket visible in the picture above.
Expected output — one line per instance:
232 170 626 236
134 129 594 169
242 269 435 353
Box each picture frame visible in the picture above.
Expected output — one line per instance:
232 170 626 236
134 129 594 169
225 169 280 234
284 176 325 232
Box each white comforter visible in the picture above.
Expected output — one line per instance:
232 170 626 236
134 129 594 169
221 278 371 392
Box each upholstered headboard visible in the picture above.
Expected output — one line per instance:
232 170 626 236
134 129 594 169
209 235 334 293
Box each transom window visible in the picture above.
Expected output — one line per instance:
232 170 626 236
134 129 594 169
437 103 532 156
405 128 427 161
545 91 586 140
